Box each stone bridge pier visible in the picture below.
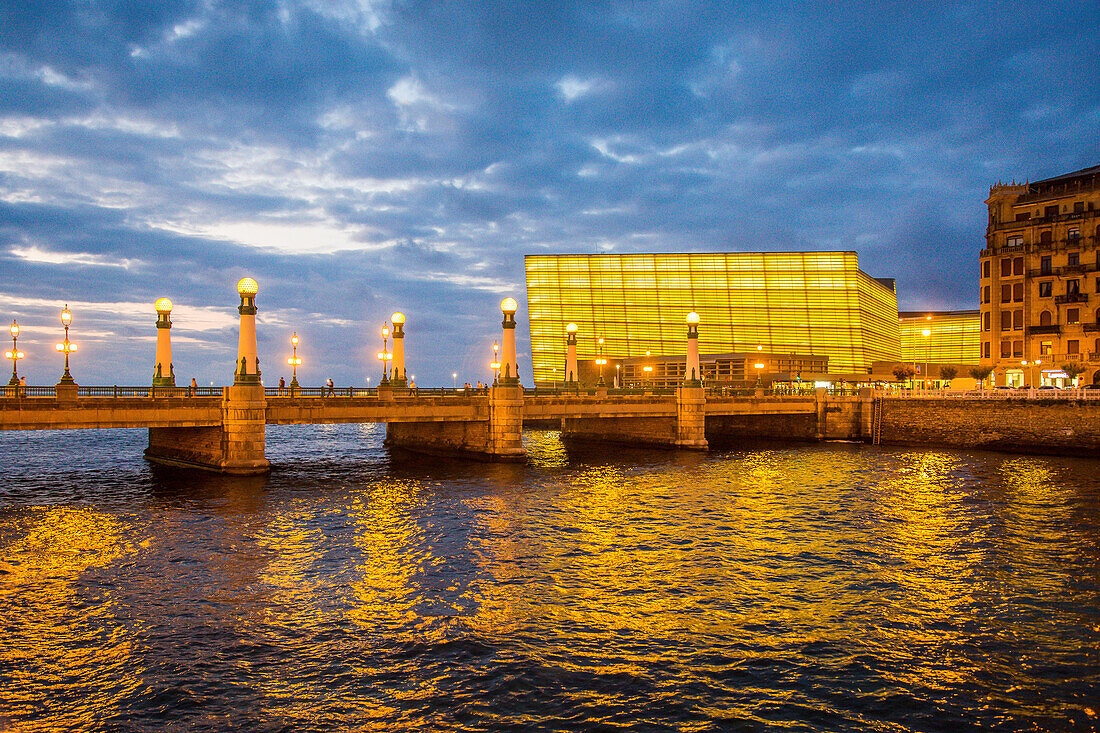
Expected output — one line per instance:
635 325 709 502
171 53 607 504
146 384 270 474
384 384 525 461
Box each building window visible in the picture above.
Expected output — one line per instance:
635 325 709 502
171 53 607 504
1040 310 1052 326
1067 308 1080 324
1041 341 1052 356
1013 310 1023 330
1040 231 1052 245
1067 340 1080 355
1001 340 1011 358
983 342 991 359
982 260 990 278
1068 279 1080 296
1015 213 1030 222
1013 257 1024 275
1068 252 1080 266
1001 284 1012 303
982 312 990 331
1074 201 1085 213
1095 308 1100 324
1041 255 1052 274
1045 204 1059 218
1007 235 1024 247
1069 227 1080 242
1013 283 1024 301
983 285 991 303
1039 281 1052 297
1001 258 1012 276
1013 340 1023 358
1001 311 1012 331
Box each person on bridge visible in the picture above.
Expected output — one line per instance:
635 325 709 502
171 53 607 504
278 376 286 395
190 377 197 396
326 377 334 396
19 375 26 398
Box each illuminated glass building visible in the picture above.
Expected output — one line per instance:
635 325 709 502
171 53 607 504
898 311 981 365
525 252 901 385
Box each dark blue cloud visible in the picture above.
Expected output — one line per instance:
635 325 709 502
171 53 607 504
0 0 1098 385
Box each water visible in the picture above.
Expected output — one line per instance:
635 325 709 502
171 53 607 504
1 425 1098 731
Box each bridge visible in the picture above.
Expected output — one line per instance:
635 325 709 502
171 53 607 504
14 277 1095 469
1 277 873 473
0 381 854 473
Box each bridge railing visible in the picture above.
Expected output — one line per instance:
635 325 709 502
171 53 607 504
262 386 489 398
1 385 224 399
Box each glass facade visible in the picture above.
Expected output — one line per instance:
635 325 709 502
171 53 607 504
526 252 901 385
898 311 981 365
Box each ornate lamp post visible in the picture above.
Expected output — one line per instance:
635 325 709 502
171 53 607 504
490 341 501 384
153 298 175 387
684 311 701 386
595 336 606 387
56 304 78 386
235 277 261 384
391 312 407 387
287 332 301 393
499 297 519 385
6 321 23 387
565 322 578 384
615 363 620 388
378 322 391 385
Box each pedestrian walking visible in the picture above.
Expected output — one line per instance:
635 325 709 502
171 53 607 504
326 377 334 396
279 376 286 395
190 377 197 396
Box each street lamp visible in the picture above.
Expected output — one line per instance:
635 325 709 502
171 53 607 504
378 322 391 384
921 327 931 390
595 336 606 387
490 340 501 384
452 372 457 388
56 305 77 385
6 320 23 387
615 363 620 388
287 332 302 393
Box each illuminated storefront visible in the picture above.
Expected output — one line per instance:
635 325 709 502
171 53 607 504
525 252 901 385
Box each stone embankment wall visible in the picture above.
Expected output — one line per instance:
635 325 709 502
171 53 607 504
878 398 1100 457
146 425 225 469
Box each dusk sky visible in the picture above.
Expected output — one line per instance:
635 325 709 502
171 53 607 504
1 0 1098 386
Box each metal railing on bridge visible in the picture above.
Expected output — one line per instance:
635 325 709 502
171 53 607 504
2 385 224 399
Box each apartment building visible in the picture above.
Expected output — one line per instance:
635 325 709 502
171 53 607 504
980 164 1100 386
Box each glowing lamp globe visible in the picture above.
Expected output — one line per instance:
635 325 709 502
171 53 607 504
566 322 578 333
237 277 259 296
154 297 173 314
61 305 72 327
391 312 406 325
501 297 518 314
10 322 18 338
686 311 700 324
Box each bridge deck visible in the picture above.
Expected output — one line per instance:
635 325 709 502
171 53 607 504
0 393 820 431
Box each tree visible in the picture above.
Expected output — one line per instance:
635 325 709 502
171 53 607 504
892 364 917 387
938 366 958 385
1061 363 1087 386
969 366 994 389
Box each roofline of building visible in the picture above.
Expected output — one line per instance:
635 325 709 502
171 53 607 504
1031 163 1100 186
898 309 980 318
524 251 897 295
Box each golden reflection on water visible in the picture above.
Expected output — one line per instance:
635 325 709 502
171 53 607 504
0 507 142 730
2 428 1097 730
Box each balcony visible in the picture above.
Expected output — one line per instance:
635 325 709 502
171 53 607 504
1027 324 1062 335
1054 293 1088 305
1091 352 1100 361
1084 323 1100 332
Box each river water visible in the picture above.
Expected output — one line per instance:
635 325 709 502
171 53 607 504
1 425 1097 731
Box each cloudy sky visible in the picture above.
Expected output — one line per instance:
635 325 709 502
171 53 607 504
1 0 1098 386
